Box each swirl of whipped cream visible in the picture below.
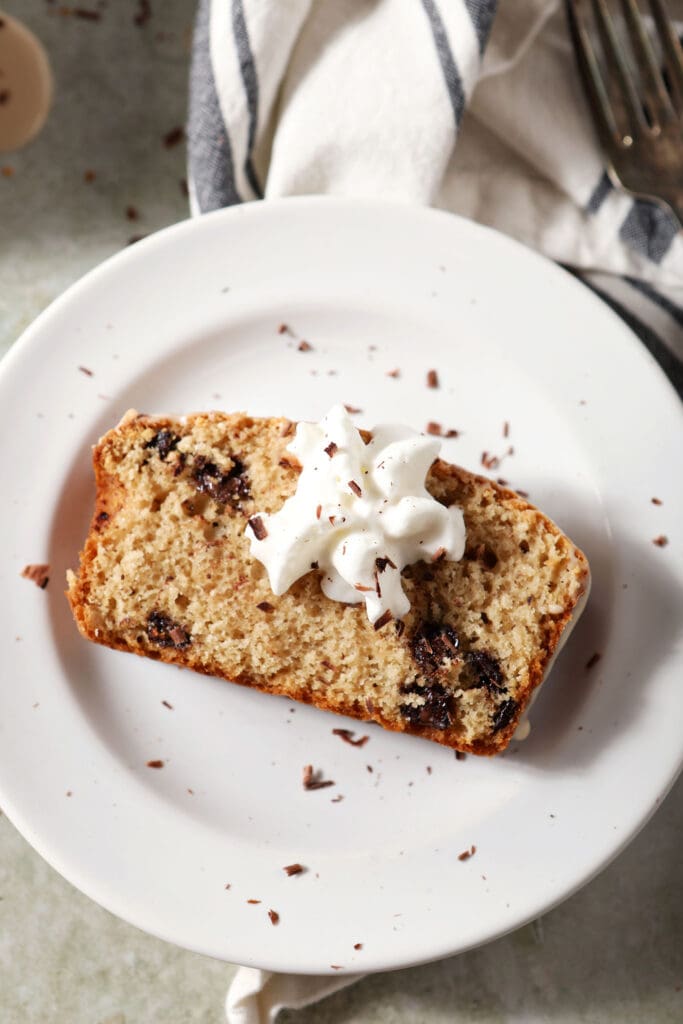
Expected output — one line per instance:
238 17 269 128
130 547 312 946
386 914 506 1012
246 405 466 625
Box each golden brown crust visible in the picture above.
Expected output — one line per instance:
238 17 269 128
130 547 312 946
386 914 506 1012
66 412 590 755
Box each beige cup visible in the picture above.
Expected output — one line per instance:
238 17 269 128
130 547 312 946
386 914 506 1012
0 11 52 152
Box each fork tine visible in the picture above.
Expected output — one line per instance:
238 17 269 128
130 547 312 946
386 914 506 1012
591 0 646 135
620 0 676 125
649 0 683 115
566 0 624 155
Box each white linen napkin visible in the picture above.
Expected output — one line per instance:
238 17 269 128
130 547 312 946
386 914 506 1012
188 0 683 395
185 2 683 1020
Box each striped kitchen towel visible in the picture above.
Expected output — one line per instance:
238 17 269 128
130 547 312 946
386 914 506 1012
187 0 682 399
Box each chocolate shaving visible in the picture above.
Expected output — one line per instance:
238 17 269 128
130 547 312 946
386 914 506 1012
426 369 439 388
247 899 261 904
458 845 476 861
268 909 280 925
257 601 274 612
125 205 139 221
78 365 94 377
445 428 460 438
163 126 184 148
455 750 466 761
426 421 442 436
332 728 369 747
651 497 663 506
585 652 601 670
297 340 312 352
283 863 304 876
134 0 152 28
481 451 499 470
395 619 405 638
21 564 50 589
344 404 362 414
302 765 335 790
431 547 446 562
161 700 173 709
386 368 400 378
146 760 164 769
75 8 101 21
355 583 373 592
353 943 363 950
503 421 510 438
324 442 338 458
653 535 669 547
348 480 362 497
374 610 393 631
277 323 290 335
310 560 319 570
375 556 397 573
248 516 267 540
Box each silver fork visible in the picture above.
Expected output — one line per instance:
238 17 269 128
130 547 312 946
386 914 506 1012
566 0 683 226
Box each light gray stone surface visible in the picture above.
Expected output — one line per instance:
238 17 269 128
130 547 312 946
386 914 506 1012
1 4 682 1022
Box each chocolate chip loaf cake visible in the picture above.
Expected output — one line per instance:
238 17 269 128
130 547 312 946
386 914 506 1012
66 411 590 755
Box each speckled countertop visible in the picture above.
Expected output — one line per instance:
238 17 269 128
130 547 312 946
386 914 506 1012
1 4 682 1023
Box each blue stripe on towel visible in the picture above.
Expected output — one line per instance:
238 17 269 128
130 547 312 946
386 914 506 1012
464 0 497 53
420 0 466 129
619 201 679 264
188 0 242 211
231 0 264 199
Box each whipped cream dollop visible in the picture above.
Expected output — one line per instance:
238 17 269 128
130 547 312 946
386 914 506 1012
246 405 466 625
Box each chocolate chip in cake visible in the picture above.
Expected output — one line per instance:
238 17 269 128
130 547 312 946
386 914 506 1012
464 650 504 693
146 611 191 649
193 455 251 509
410 622 459 673
519 539 530 554
257 601 274 612
491 699 517 733
400 681 454 731
144 429 180 461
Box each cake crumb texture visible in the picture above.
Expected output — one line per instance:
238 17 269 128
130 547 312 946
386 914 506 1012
66 412 590 755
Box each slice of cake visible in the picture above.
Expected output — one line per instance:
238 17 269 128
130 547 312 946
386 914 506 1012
66 409 590 755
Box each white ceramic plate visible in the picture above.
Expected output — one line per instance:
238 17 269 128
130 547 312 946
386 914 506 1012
1 198 681 975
